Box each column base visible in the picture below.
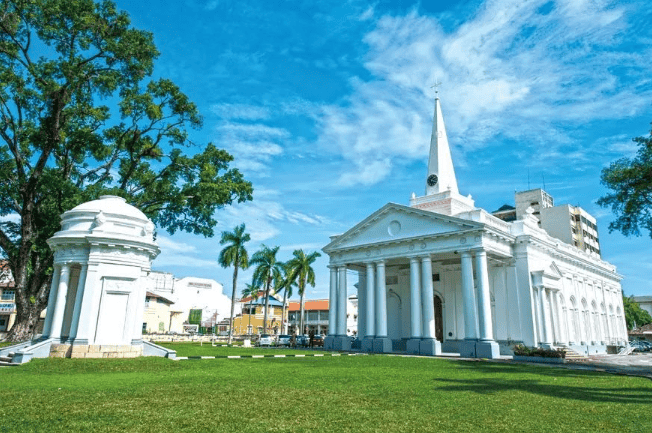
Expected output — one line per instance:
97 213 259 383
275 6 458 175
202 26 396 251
72 338 89 345
459 340 477 358
406 338 421 355
373 337 392 353
324 336 335 350
540 342 554 350
475 340 500 359
419 338 441 356
333 336 351 351
362 337 375 352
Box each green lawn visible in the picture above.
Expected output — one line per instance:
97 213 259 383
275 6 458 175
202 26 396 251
156 341 333 357
1 355 650 432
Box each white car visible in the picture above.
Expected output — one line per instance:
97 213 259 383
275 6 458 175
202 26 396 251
277 335 292 346
258 334 273 347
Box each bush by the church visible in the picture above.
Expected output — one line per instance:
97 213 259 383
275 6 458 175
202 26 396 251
513 344 566 359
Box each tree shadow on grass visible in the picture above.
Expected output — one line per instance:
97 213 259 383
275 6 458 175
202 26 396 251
433 362 652 404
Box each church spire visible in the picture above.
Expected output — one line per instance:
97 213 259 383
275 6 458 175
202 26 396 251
426 96 459 195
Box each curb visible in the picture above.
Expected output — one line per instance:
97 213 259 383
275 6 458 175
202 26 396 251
175 353 367 361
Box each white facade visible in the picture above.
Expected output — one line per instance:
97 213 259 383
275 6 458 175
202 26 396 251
323 97 627 358
148 271 237 333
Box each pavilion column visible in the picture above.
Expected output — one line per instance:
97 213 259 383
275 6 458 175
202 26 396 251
474 250 494 342
49 264 71 340
41 264 62 338
365 263 375 338
337 266 347 336
552 290 563 344
328 266 338 337
421 256 435 340
68 263 88 341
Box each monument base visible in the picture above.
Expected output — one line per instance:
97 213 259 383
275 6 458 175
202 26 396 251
419 338 442 356
49 344 143 359
362 337 375 352
406 338 421 355
475 340 500 359
373 337 392 353
459 340 477 358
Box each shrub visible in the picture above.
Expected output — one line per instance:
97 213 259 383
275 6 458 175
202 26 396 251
513 344 566 359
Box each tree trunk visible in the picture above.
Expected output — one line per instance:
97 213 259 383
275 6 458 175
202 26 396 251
281 289 287 334
7 297 45 342
299 291 305 336
227 261 239 345
262 277 271 334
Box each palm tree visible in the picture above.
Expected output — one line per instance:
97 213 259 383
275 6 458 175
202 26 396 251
286 249 321 336
274 264 294 334
241 283 259 336
250 245 284 334
218 223 250 345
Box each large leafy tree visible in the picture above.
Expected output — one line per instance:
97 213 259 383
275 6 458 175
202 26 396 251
249 245 283 334
274 263 293 335
0 0 253 341
218 223 250 345
285 249 321 335
623 295 652 330
597 122 652 238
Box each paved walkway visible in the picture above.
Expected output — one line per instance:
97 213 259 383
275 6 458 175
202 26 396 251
563 353 652 379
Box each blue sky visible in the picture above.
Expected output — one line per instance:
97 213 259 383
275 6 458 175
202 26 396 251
115 0 652 299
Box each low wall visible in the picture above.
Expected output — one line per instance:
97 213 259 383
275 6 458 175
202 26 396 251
50 344 143 359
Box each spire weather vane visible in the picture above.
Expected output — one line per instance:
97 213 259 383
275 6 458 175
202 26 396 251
431 80 442 96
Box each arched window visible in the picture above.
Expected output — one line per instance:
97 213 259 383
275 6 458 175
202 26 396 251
591 301 600 342
559 294 568 344
609 305 615 343
600 303 608 343
616 307 623 341
569 296 579 344
581 298 591 343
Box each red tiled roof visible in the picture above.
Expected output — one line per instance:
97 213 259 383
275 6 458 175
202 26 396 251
629 323 652 335
288 299 329 312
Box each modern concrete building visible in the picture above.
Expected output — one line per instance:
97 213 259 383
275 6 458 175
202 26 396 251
323 96 627 358
633 296 652 316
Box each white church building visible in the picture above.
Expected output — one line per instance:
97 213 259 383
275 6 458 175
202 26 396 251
323 96 628 358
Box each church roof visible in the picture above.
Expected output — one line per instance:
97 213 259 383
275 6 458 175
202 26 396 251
492 204 516 213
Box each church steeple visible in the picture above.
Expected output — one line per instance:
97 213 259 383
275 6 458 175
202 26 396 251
426 96 459 196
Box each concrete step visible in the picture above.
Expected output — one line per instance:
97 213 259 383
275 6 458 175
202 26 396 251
0 359 19 367
0 355 13 363
564 349 588 360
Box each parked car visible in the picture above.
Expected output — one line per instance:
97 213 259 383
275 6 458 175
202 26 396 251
277 335 292 346
312 334 324 347
296 335 309 347
258 334 273 347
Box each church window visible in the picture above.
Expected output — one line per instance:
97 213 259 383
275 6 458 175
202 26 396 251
432 274 440 282
1 290 14 301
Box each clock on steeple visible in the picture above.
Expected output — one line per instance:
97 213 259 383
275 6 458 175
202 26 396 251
427 174 438 187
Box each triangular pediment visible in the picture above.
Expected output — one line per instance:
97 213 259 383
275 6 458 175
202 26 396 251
323 203 481 252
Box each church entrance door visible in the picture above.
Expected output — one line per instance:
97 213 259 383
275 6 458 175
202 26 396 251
434 295 443 342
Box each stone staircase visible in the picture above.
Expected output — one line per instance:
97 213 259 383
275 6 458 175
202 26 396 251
0 353 19 367
564 348 588 361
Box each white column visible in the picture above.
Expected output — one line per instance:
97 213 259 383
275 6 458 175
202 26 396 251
68 263 88 340
74 263 100 343
337 266 347 336
375 261 387 337
357 272 366 339
552 291 562 344
474 251 494 342
409 257 422 339
538 287 552 345
131 271 149 344
42 264 62 338
49 264 71 340
365 262 375 338
460 252 478 340
328 266 337 336
421 256 435 339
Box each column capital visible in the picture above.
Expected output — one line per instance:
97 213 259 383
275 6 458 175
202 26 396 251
374 260 385 266
460 250 473 259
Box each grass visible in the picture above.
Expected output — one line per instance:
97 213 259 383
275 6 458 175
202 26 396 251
155 341 332 357
1 355 651 432
0 341 17 348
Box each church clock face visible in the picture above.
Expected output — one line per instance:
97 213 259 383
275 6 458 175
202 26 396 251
427 174 438 187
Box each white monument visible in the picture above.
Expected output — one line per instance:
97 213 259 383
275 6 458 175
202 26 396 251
5 195 175 361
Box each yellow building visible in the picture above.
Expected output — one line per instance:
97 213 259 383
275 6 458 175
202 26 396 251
0 261 16 335
142 291 184 334
232 294 285 335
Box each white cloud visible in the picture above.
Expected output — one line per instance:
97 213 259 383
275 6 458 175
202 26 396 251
211 103 271 120
315 0 652 186
154 236 217 268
